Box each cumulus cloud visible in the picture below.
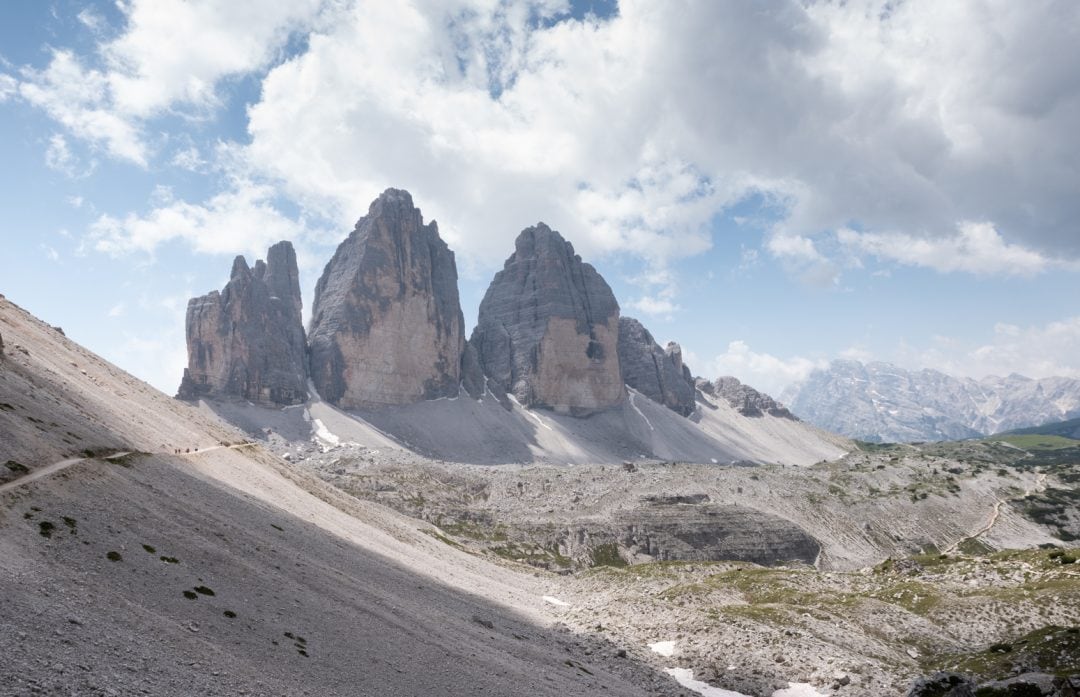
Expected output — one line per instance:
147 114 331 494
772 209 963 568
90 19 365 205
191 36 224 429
901 317 1080 381
15 0 326 164
837 222 1054 277
704 340 829 399
87 178 311 258
13 0 1080 290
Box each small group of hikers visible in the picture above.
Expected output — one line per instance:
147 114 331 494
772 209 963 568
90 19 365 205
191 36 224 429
171 447 198 454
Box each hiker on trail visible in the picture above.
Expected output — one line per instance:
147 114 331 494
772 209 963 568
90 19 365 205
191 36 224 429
185 448 190 454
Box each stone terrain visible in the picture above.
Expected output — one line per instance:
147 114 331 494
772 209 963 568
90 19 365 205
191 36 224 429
701 376 795 419
3 295 1078 697
307 189 465 409
0 295 689 697
177 241 307 406
785 359 1080 443
618 317 696 416
470 223 624 416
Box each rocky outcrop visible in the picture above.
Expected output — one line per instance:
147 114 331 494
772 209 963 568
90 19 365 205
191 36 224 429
177 241 307 406
617 317 695 416
308 189 465 409
470 224 623 416
698 376 795 419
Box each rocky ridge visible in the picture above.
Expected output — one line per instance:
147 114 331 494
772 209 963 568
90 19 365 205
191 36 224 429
617 317 696 416
307 189 466 409
784 359 1080 442
470 223 624 416
700 376 796 419
177 241 307 406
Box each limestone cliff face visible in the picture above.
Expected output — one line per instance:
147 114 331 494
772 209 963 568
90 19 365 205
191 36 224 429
471 224 624 416
699 376 796 419
308 189 465 409
177 241 307 405
617 317 696 416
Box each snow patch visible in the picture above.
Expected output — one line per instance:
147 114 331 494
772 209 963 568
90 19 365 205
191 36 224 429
665 668 749 697
627 390 654 431
648 640 676 657
542 595 569 607
506 394 553 431
312 418 340 446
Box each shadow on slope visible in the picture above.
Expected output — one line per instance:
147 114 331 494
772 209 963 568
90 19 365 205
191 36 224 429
0 453 681 696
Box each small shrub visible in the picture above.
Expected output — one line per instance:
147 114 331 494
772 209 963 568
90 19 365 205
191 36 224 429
4 460 28 473
38 521 55 538
988 642 1012 653
142 544 156 554
160 556 179 564
223 610 236 619
106 551 122 562
182 590 197 600
1060 554 1077 565
193 586 215 596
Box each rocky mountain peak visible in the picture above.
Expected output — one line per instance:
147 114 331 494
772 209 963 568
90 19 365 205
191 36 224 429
307 188 465 409
617 317 696 416
699 376 796 419
470 223 623 416
177 240 308 406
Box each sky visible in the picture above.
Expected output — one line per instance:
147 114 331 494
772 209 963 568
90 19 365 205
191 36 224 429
1 0 1079 399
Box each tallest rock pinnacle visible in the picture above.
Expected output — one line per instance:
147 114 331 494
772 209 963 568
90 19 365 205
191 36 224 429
307 189 466 409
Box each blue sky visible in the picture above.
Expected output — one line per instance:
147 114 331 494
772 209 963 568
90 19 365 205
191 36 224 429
2 0 1079 397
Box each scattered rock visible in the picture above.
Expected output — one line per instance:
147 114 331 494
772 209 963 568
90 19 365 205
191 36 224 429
906 672 976 697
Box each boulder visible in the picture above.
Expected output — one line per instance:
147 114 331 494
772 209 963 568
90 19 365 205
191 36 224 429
906 672 976 697
698 376 796 419
308 189 465 409
470 223 623 416
177 241 308 406
617 317 695 416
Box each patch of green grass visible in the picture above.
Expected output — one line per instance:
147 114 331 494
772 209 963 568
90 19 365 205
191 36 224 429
958 537 996 555
142 544 156 554
590 543 627 568
193 585 215 596
38 521 55 538
933 625 1080 680
160 556 179 564
182 590 197 600
106 551 122 562
992 435 1080 451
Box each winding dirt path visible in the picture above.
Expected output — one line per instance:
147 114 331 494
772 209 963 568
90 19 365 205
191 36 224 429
944 472 1049 554
0 443 256 496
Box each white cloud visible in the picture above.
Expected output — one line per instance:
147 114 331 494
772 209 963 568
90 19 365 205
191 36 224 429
837 221 1053 277
43 133 93 178
12 0 1080 290
87 178 311 258
705 340 829 398
107 303 126 318
0 73 16 101
18 50 148 165
16 0 326 165
76 8 106 33
901 317 1080 381
171 146 205 172
626 295 679 318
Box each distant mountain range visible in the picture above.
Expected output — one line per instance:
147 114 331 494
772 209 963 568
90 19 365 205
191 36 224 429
783 359 1080 443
